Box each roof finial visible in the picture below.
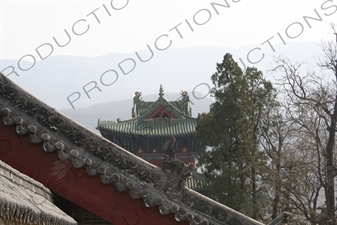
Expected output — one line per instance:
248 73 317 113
159 84 164 97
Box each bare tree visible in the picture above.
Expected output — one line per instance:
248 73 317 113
270 33 337 224
261 101 324 224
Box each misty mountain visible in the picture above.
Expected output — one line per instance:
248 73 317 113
1 42 325 132
1 42 322 111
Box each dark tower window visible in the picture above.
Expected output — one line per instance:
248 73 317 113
181 137 188 153
136 137 144 153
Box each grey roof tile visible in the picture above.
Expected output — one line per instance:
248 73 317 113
0 160 77 225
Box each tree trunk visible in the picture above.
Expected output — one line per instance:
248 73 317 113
325 98 337 224
252 166 257 220
272 161 281 220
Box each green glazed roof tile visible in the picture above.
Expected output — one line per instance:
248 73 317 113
98 118 197 137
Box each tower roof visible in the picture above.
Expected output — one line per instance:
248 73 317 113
97 86 196 137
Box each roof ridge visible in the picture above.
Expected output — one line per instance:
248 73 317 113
138 96 185 120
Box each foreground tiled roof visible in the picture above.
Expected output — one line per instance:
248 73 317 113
0 73 266 225
0 160 77 225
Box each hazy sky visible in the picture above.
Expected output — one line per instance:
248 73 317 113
0 0 336 111
1 0 336 60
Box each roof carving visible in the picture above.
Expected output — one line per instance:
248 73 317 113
0 160 77 225
0 73 267 225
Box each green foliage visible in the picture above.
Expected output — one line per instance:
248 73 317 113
196 53 275 220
